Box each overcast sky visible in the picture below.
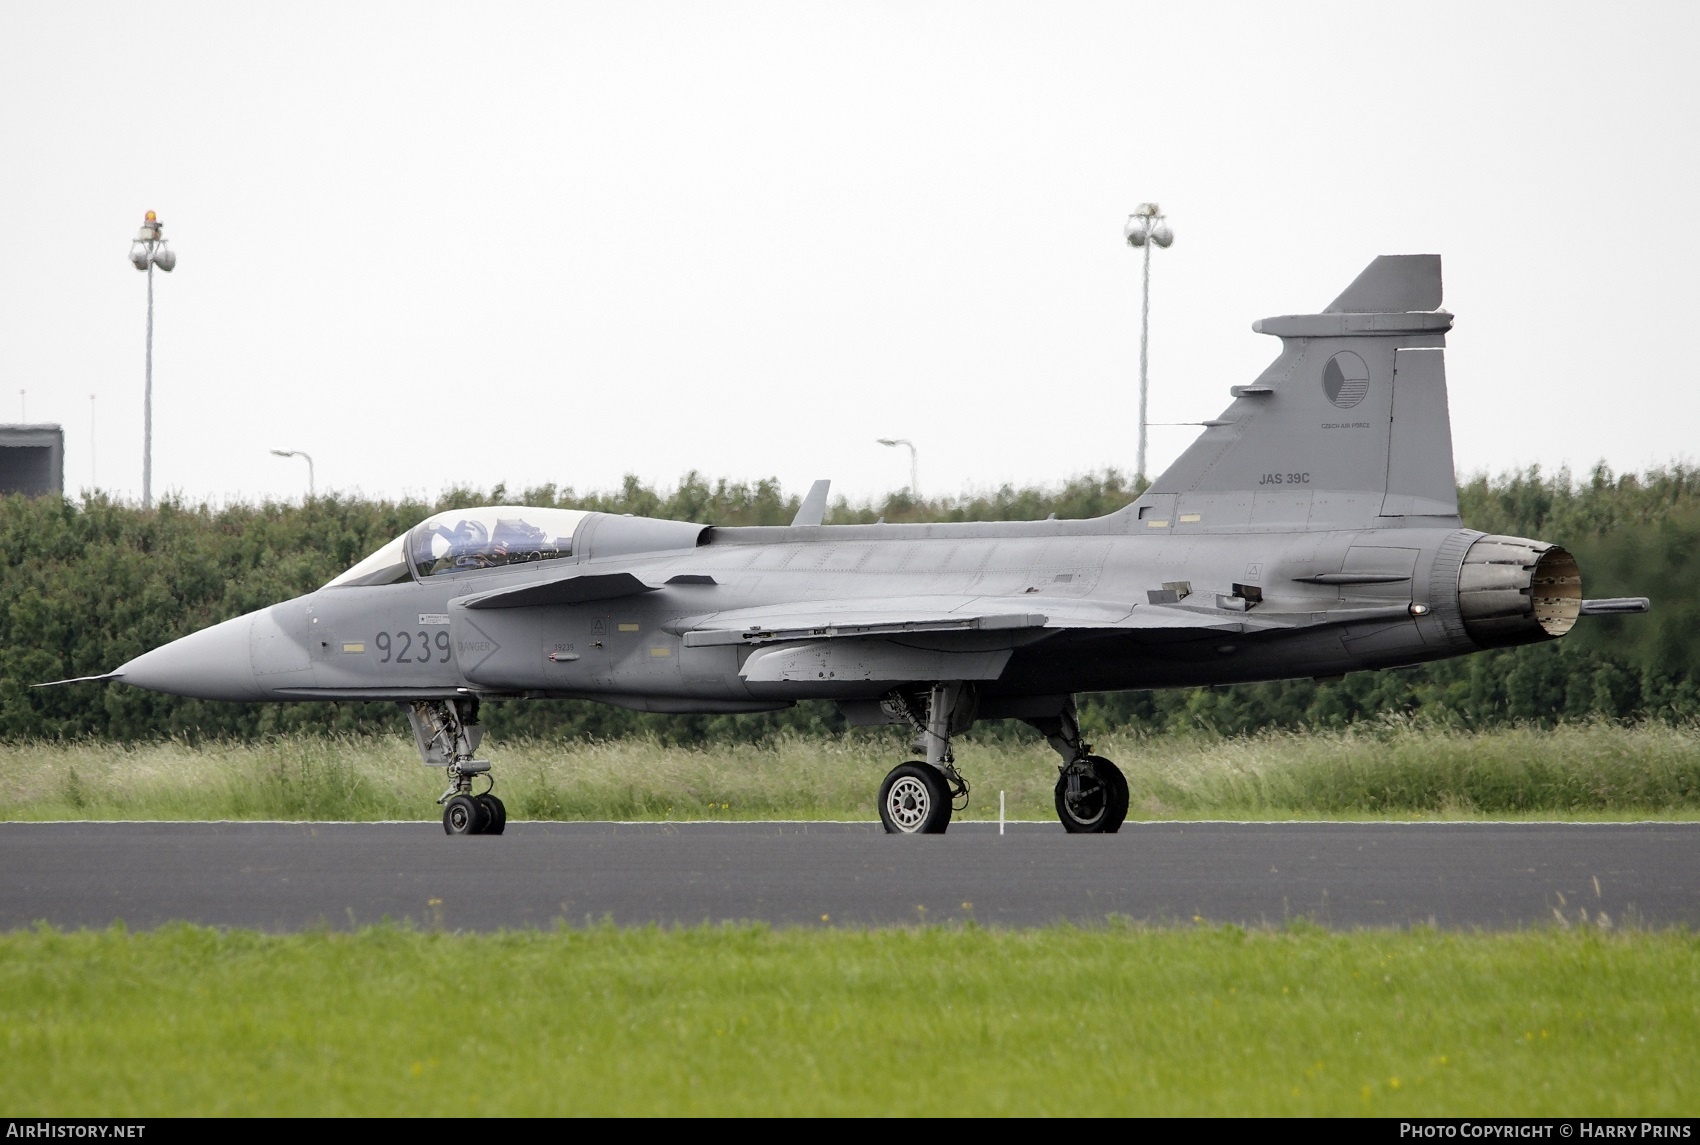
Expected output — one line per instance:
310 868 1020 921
3 1 1696 509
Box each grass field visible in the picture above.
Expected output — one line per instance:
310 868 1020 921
3 720 1699 822
2 922 1693 1116
7 727 1697 1116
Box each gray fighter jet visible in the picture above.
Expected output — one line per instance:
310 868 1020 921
48 254 1649 835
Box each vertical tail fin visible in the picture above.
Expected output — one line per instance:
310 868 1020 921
1135 255 1459 530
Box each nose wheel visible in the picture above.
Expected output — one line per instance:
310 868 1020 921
443 794 479 835
475 792 507 834
442 791 507 835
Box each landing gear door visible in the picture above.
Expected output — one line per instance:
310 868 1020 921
406 702 484 767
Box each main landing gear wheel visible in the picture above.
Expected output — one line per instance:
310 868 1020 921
1055 755 1130 834
475 793 506 835
879 763 953 835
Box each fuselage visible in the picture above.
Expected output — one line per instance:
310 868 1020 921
115 506 1576 713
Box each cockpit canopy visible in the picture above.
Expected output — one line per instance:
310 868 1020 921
324 506 592 588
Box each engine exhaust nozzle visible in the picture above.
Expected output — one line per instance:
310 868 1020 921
1457 535 1582 648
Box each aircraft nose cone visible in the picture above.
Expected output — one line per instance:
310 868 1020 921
117 613 264 701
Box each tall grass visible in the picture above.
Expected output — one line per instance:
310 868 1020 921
1122 718 1700 816
2 719 1698 822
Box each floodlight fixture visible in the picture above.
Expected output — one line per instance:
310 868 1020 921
270 448 316 498
1123 202 1174 484
877 438 919 499
129 210 177 509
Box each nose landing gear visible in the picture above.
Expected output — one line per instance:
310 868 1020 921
409 698 507 836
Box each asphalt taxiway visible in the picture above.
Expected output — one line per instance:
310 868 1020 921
3 820 1695 931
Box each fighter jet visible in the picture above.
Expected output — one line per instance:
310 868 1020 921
46 254 1648 835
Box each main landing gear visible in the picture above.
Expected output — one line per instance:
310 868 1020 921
1028 699 1129 834
409 698 506 835
877 683 970 834
874 687 1129 835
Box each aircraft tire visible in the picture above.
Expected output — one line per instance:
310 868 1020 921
1055 756 1129 834
1095 756 1130 833
878 762 953 835
476 793 507 836
443 793 484 835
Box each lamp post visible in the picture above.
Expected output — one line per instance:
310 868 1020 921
129 210 176 509
1123 203 1173 486
270 449 315 498
877 438 919 499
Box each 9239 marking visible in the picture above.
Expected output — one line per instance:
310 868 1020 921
375 630 453 664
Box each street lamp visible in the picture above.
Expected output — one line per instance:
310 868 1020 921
270 449 315 498
129 210 176 509
876 438 919 499
1123 203 1173 486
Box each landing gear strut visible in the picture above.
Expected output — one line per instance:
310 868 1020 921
877 682 971 834
1026 698 1129 834
409 698 506 836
